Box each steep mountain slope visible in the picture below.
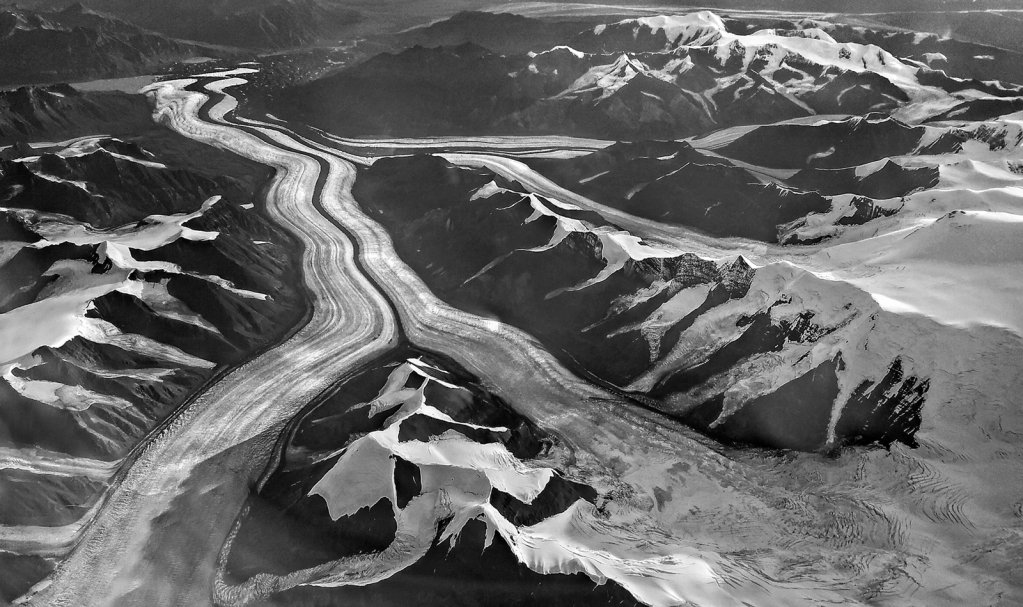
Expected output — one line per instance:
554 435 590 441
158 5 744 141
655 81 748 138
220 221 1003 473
787 159 940 199
4 7 1023 606
718 114 962 169
279 43 534 137
0 84 154 146
0 3 238 85
525 140 831 241
796 20 1023 86
80 0 362 50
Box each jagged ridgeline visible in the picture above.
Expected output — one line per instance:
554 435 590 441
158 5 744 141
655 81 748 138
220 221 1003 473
270 10 1023 140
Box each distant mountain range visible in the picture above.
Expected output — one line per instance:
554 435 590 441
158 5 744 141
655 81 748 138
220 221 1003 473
270 11 1023 141
11 0 362 50
0 3 241 85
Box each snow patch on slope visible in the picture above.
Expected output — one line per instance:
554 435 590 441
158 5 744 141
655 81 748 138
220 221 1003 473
297 361 753 607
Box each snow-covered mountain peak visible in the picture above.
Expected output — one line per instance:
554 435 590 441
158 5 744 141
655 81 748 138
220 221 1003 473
557 53 664 99
583 10 932 103
630 12 728 47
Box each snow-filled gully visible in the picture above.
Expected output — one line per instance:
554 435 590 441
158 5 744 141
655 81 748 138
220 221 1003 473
14 74 857 607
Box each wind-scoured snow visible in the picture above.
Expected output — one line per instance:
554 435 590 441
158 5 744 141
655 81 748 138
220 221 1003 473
823 210 1023 335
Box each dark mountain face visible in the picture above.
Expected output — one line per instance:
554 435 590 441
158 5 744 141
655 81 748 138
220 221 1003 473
719 115 962 169
351 153 928 454
79 0 361 50
3 4 1022 606
0 85 153 144
526 141 830 241
393 11 593 56
0 4 238 85
788 160 940 199
279 43 536 137
1 132 304 459
926 97 1023 123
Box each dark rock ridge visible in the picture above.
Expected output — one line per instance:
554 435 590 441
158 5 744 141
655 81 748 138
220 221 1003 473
0 120 309 599
0 553 51 605
0 131 300 450
1 135 303 459
0 131 307 603
279 43 535 137
527 140 831 242
0 85 153 146
925 97 1023 124
1 144 243 227
393 10 593 57
0 3 238 85
787 160 940 199
352 154 929 453
731 16 1023 86
719 114 964 169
